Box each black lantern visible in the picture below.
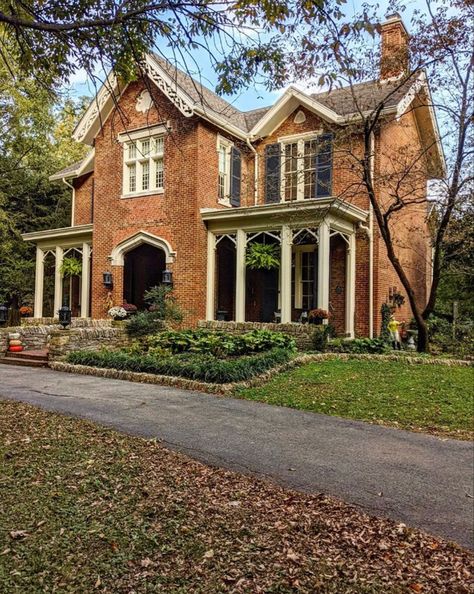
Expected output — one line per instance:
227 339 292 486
103 271 113 288
0 304 8 325
58 303 72 329
162 269 173 287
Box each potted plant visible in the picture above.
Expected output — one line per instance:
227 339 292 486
308 308 330 325
122 302 138 316
19 305 33 318
108 306 127 321
60 257 82 278
245 243 280 270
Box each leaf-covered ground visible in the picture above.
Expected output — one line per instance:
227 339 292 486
235 359 474 439
0 400 472 594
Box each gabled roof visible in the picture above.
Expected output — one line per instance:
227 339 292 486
49 150 94 181
64 57 445 178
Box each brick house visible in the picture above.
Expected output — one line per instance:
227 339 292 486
23 14 444 337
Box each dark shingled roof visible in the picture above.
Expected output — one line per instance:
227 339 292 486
49 159 86 180
152 54 412 131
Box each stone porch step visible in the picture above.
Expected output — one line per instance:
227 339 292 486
0 349 49 368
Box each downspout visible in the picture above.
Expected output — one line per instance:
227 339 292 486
246 137 258 205
62 177 75 227
357 130 375 339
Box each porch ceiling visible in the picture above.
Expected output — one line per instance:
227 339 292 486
201 198 368 233
22 224 93 249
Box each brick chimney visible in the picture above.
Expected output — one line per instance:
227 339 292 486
380 13 409 80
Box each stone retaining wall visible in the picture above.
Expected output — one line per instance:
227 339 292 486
0 325 53 354
198 320 315 350
21 318 114 328
48 327 131 361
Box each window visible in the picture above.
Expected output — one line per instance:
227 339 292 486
217 136 233 202
301 251 316 310
283 142 298 201
277 134 332 202
123 133 164 196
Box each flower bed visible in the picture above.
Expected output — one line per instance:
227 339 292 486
66 347 293 384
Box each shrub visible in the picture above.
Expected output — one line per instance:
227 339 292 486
144 328 296 356
66 347 293 384
144 285 183 323
312 326 330 351
380 303 392 342
329 338 390 354
126 311 165 338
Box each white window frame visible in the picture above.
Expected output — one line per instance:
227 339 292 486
217 135 233 205
120 125 166 198
278 131 321 203
293 244 317 309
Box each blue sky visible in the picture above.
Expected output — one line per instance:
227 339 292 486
67 0 427 112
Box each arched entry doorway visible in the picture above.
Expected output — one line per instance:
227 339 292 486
123 244 166 309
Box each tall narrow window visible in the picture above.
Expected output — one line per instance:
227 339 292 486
284 142 298 201
142 160 150 191
123 133 165 196
303 140 317 199
128 163 136 193
301 251 315 310
217 136 233 202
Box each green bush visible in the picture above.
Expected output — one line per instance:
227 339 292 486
144 328 296 357
66 347 293 384
329 338 390 354
311 326 330 352
126 311 165 338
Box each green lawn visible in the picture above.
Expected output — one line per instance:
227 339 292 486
1 401 472 594
235 359 474 439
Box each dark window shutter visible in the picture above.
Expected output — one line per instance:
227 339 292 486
230 146 241 207
265 143 281 203
316 134 333 198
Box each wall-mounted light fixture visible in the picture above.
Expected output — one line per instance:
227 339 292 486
103 271 113 288
162 269 173 287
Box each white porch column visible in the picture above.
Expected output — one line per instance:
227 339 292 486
280 225 292 324
53 246 64 318
317 221 330 315
34 246 45 318
205 231 216 321
345 233 356 338
80 242 91 318
235 229 246 322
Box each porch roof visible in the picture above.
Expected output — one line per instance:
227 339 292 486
201 198 368 233
22 224 93 249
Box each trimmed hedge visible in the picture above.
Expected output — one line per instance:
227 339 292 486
144 328 296 356
329 338 390 354
66 347 293 384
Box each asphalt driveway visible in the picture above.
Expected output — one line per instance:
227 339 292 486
1 365 472 548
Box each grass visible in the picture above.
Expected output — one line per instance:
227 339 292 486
234 359 474 439
0 400 472 594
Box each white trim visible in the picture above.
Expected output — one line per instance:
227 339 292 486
117 123 168 143
53 246 64 318
280 225 293 323
110 231 176 265
317 221 330 316
49 150 95 181
206 231 216 320
277 130 322 143
80 242 91 318
235 229 246 322
345 233 356 338
34 247 45 318
217 135 234 204
250 87 342 138
120 188 164 200
22 224 93 243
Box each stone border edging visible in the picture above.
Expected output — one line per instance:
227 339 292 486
49 352 472 395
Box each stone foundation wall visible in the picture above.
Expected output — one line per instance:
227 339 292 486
48 327 131 361
21 318 114 328
0 325 52 354
198 320 315 350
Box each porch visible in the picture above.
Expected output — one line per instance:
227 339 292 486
202 199 368 337
22 224 92 319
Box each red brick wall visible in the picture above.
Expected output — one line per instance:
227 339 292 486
82 75 430 336
329 235 346 335
373 109 430 333
73 172 93 225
